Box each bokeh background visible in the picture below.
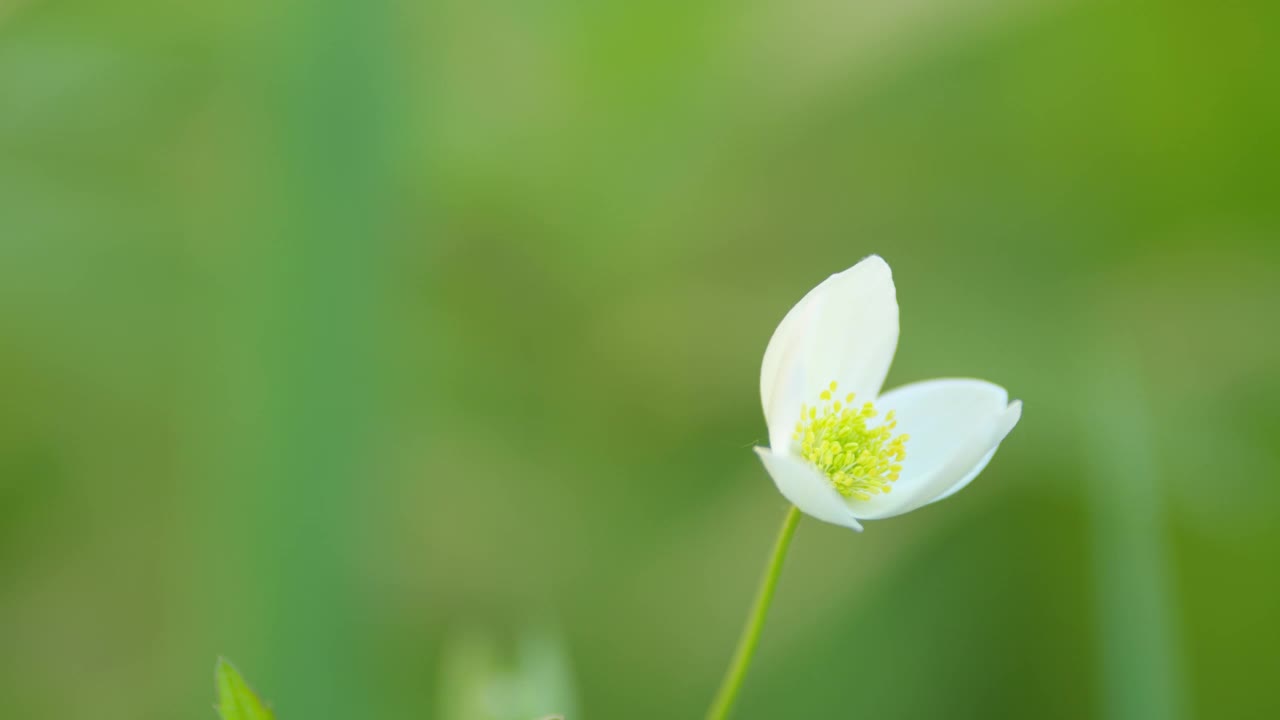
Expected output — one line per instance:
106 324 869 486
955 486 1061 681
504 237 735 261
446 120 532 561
2 0 1278 718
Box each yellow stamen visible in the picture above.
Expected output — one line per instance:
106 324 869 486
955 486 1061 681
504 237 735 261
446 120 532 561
791 380 910 501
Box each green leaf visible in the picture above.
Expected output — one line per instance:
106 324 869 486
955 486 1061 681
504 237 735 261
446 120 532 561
215 657 276 720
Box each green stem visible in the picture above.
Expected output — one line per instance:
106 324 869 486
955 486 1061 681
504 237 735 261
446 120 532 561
705 505 803 720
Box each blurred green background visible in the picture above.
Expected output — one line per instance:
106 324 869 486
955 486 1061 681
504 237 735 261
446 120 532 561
2 0 1278 718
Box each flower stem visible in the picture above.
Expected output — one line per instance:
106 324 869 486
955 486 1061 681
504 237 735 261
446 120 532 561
705 505 803 720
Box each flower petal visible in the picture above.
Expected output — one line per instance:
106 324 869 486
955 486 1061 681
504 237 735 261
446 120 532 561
849 379 1021 520
924 400 1020 507
759 255 899 453
754 447 863 531
929 446 998 504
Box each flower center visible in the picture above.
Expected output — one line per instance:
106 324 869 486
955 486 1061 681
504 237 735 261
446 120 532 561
792 380 909 501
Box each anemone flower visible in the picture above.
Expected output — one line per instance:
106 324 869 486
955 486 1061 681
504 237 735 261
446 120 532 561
706 255 1021 720
756 254 1022 531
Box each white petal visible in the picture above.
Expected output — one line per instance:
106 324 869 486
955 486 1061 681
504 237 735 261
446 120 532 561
930 445 998 503
923 400 1020 506
759 255 899 453
849 379 1021 520
754 447 863 532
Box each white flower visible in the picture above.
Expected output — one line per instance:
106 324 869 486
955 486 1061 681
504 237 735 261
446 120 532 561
756 255 1022 531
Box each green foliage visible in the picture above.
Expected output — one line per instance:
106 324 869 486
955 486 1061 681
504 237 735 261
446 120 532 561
215 659 275 720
